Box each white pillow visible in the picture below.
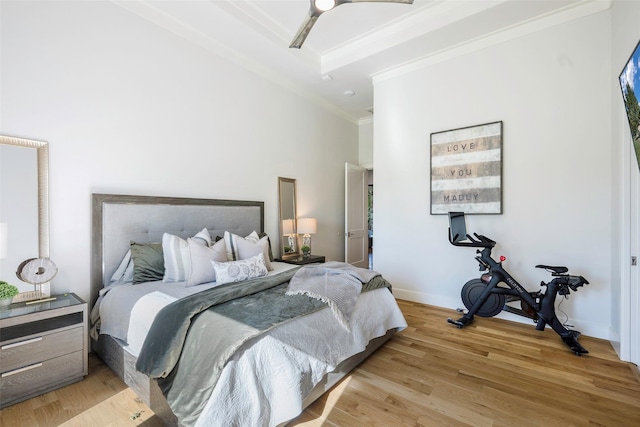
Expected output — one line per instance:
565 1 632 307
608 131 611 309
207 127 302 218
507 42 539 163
224 230 259 261
162 228 211 283
224 231 273 271
212 252 268 285
186 238 227 287
192 228 213 247
109 250 134 284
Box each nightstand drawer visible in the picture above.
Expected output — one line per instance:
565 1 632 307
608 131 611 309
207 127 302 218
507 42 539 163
0 326 83 373
0 350 84 408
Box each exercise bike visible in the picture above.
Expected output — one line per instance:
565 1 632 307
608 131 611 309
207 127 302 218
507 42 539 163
446 212 590 355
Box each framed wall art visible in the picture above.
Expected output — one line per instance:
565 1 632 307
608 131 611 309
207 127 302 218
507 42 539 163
430 121 503 214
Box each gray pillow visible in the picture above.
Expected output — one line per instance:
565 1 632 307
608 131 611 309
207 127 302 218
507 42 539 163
130 242 164 284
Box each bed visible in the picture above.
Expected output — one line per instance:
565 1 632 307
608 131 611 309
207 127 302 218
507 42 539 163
90 193 407 426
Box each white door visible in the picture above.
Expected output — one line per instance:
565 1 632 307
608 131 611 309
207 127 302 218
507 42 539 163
630 155 639 365
622 141 639 365
345 163 368 267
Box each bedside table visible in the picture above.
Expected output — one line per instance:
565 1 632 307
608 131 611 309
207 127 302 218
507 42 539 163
0 293 88 408
280 255 326 265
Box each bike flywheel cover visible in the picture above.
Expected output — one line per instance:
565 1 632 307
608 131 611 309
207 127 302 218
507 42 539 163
461 278 505 317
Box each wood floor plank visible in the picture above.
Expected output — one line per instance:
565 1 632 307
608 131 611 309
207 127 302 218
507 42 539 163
1 300 639 426
291 300 640 426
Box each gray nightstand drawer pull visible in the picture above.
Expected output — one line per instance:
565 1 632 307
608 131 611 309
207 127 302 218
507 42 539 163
1 362 43 378
1 336 43 350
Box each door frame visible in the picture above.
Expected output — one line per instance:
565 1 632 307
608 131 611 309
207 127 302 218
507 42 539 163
621 138 639 365
345 162 368 268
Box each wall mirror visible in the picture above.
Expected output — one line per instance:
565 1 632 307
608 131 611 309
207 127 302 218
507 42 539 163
278 177 298 260
0 135 50 293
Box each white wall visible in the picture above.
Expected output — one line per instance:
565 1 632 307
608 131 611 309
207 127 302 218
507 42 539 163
359 117 374 169
0 1 358 301
373 9 612 339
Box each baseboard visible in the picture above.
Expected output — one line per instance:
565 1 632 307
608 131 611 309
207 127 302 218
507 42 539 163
393 287 610 340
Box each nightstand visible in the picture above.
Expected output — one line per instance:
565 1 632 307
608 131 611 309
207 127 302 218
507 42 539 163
280 255 326 265
0 293 88 408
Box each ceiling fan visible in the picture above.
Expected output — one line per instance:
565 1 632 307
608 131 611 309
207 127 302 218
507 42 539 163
289 0 414 49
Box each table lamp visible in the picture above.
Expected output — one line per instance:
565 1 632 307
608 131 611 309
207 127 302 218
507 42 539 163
282 219 296 253
297 218 317 257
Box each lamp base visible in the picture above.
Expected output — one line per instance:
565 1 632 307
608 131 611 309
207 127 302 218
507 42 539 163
12 283 52 304
301 234 312 257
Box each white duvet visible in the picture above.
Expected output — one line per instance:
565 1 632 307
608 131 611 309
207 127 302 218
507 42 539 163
96 262 407 426
198 287 406 427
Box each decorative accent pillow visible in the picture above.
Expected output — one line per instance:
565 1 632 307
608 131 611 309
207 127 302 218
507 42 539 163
185 238 227 287
224 231 273 271
212 252 268 285
162 228 211 283
130 242 164 284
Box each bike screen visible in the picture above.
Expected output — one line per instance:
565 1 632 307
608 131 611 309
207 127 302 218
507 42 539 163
449 212 467 243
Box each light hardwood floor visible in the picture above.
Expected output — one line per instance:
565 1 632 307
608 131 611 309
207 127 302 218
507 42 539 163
1 300 639 426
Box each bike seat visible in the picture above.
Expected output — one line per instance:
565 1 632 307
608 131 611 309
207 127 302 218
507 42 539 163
535 264 568 274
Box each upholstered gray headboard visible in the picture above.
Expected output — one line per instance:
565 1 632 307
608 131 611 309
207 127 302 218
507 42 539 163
90 194 264 306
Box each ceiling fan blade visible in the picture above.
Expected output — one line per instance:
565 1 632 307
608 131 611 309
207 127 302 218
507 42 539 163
289 0 413 49
290 14 320 49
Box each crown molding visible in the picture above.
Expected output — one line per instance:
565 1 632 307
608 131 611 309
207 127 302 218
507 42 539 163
372 0 612 84
322 0 509 73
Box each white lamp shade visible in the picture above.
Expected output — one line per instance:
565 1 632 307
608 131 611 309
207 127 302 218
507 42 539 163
0 223 7 259
282 219 295 235
297 218 317 235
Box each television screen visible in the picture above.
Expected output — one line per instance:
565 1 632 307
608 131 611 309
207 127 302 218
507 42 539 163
619 39 640 171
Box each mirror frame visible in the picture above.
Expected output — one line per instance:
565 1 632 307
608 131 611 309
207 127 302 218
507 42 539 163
0 135 50 259
278 177 298 260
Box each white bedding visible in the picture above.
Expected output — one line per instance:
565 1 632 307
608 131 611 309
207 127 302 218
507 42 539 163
198 287 406 427
93 261 298 352
94 261 407 426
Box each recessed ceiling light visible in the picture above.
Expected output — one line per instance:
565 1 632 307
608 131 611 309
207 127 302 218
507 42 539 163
343 90 356 97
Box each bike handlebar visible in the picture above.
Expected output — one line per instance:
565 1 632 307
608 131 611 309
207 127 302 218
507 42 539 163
448 229 496 248
554 274 589 296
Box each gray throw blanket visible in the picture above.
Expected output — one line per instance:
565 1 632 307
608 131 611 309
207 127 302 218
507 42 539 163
137 267 302 378
286 261 381 331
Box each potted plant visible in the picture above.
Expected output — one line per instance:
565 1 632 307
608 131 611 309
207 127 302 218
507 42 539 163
301 245 311 257
0 280 19 307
